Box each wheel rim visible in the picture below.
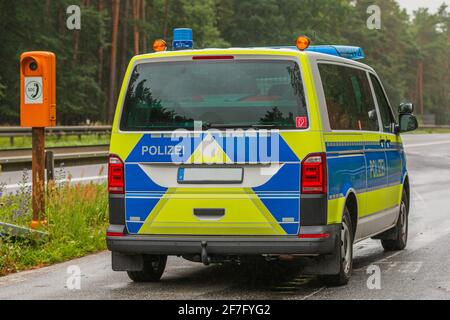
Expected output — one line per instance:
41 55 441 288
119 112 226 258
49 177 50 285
341 221 351 274
399 202 407 243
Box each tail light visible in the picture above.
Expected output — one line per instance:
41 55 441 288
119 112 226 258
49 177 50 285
106 231 124 237
301 153 327 194
298 233 330 239
108 155 124 194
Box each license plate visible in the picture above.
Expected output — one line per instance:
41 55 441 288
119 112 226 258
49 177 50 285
177 167 243 184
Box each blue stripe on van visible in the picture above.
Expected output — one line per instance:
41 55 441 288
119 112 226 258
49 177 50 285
125 164 167 192
125 198 160 224
126 221 144 234
325 142 364 153
327 154 366 198
124 164 167 234
253 163 300 235
280 223 300 235
125 132 299 164
253 164 300 192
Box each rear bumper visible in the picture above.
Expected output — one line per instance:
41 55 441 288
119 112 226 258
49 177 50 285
107 225 340 256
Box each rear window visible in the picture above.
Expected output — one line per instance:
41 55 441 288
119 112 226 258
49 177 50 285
120 59 308 131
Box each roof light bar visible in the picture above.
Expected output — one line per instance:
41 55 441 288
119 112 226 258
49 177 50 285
173 28 193 50
306 45 365 60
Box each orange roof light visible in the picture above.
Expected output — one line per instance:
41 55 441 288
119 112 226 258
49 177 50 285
296 36 311 51
153 39 167 52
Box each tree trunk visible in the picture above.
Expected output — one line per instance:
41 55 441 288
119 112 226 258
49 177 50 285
108 0 121 123
72 0 90 65
97 0 106 121
120 0 130 82
45 0 51 30
416 61 424 115
132 0 140 55
98 0 105 87
72 31 80 65
163 0 169 39
141 0 147 53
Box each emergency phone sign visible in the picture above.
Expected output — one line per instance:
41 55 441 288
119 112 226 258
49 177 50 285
20 51 56 128
24 77 43 104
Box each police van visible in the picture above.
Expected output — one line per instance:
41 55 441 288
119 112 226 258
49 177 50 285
107 29 418 285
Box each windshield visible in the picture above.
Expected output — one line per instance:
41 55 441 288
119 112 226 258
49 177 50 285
120 59 308 131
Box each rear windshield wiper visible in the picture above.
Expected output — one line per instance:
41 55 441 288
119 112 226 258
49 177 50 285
205 123 251 129
251 124 276 128
205 123 277 129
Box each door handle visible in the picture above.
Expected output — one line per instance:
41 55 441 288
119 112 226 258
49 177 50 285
386 139 391 148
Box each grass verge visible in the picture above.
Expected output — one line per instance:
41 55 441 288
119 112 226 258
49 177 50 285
0 176 108 276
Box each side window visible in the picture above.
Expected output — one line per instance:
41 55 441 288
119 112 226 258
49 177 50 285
319 63 379 131
370 74 395 133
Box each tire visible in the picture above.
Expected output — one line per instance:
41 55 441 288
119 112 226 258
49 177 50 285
127 255 167 282
320 207 354 286
381 190 408 251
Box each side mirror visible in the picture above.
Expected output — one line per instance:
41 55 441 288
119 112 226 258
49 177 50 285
397 114 418 133
398 102 414 114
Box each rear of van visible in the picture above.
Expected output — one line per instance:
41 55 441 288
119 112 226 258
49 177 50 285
107 49 340 278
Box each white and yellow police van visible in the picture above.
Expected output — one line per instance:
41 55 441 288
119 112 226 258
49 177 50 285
107 29 418 285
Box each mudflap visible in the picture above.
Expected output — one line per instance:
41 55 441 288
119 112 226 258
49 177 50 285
299 232 341 276
112 252 144 272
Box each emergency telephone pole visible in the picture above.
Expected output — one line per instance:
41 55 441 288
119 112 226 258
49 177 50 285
31 128 45 226
20 51 56 229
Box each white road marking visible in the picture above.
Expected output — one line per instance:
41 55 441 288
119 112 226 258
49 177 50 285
3 175 107 190
375 251 402 263
353 250 403 272
404 140 450 148
301 286 326 300
412 189 426 206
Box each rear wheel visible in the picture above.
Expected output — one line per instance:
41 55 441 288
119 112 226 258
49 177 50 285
127 255 167 282
381 190 408 251
320 208 353 286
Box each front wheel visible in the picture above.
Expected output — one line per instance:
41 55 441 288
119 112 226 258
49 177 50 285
320 208 353 286
127 255 167 282
381 190 408 251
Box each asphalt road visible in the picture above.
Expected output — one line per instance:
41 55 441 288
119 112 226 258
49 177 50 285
0 133 450 300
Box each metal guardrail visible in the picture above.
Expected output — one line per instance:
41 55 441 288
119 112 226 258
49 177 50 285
0 145 109 171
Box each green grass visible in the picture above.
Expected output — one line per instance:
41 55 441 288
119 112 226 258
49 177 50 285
0 178 108 276
0 134 110 150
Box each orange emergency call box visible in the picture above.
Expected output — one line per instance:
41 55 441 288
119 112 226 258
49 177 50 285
20 51 56 127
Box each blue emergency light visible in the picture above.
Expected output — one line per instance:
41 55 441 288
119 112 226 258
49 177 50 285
173 28 194 50
306 45 365 60
270 44 365 60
